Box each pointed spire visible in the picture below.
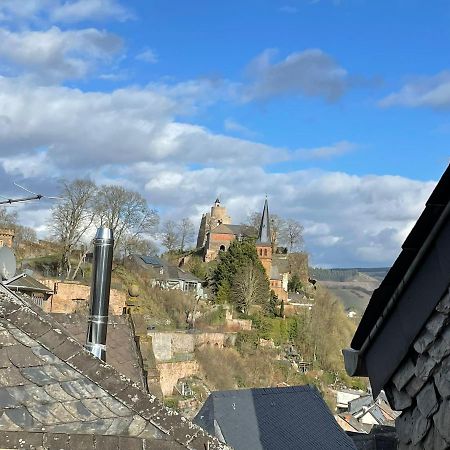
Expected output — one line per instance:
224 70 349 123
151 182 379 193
257 197 271 245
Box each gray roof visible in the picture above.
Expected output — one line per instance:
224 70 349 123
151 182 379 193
194 385 357 450
49 313 144 388
257 199 271 246
3 273 53 295
210 224 258 238
133 255 201 284
0 284 226 449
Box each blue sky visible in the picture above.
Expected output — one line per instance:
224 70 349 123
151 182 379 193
0 0 448 267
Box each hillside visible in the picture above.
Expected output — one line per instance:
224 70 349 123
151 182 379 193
310 267 389 316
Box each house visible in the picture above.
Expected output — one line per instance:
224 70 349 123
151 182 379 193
2 272 53 308
194 385 357 450
336 388 365 411
0 283 226 449
343 164 450 449
130 255 206 298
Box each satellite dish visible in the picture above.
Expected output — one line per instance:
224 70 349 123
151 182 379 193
0 246 16 280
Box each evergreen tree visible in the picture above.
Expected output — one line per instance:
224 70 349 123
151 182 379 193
211 238 269 309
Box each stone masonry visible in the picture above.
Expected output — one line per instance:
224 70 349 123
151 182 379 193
384 288 450 449
41 280 126 315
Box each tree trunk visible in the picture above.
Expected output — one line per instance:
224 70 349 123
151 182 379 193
71 249 89 280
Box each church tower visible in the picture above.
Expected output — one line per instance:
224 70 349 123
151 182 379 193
256 198 272 277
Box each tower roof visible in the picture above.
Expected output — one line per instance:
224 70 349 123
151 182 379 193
257 198 271 245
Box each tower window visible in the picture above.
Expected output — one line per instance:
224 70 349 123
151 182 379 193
264 249 268 257
219 245 226 252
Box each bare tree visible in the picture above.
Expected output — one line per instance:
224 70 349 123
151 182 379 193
231 263 268 314
177 217 195 252
161 220 178 252
15 225 37 244
94 185 159 252
285 219 304 252
50 179 97 278
120 234 158 257
0 207 18 229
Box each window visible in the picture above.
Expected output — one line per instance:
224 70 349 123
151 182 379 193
264 249 267 256
219 245 226 251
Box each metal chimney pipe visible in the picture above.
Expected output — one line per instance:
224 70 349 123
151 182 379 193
85 227 114 361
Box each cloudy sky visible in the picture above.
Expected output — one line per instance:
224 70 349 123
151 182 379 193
0 0 448 267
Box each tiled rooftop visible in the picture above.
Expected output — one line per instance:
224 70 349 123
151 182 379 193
0 285 227 449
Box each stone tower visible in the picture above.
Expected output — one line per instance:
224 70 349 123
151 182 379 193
0 229 14 248
256 198 272 277
196 198 232 249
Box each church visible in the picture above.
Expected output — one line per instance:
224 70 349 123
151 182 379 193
196 198 289 301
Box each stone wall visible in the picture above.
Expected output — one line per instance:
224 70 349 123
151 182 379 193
148 331 236 362
41 280 126 315
384 290 450 449
157 360 199 396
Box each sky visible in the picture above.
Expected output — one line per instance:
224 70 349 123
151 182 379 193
0 0 448 267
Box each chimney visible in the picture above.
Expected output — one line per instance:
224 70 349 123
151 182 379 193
85 227 114 361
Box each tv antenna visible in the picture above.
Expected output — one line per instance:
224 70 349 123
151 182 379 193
0 182 61 206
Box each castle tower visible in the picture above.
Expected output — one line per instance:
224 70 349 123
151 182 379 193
196 198 232 249
210 198 231 227
256 198 272 277
0 229 14 248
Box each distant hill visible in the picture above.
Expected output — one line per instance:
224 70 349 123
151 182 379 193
309 267 390 316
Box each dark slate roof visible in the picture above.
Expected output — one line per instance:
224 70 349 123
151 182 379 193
49 313 144 387
272 255 290 274
194 385 356 450
0 284 227 450
348 426 398 450
3 274 53 294
344 164 450 393
257 199 271 245
140 256 164 267
351 164 450 350
132 256 201 284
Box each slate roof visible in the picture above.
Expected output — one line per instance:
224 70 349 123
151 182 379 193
350 164 450 350
348 426 398 450
3 273 53 295
0 284 227 450
257 198 271 245
49 313 144 387
210 224 258 238
134 255 201 284
344 163 450 394
194 385 357 450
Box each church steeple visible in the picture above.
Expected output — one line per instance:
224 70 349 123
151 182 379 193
257 198 271 245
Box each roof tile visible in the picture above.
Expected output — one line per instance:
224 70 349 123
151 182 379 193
8 344 45 368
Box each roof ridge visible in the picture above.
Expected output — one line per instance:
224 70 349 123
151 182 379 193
0 285 227 449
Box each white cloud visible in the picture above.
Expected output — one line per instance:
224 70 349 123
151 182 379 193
50 0 132 22
0 0 131 23
224 118 258 138
379 71 450 110
0 27 123 82
296 140 356 160
0 71 435 266
242 48 349 102
136 48 158 64
0 150 54 178
0 77 285 170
